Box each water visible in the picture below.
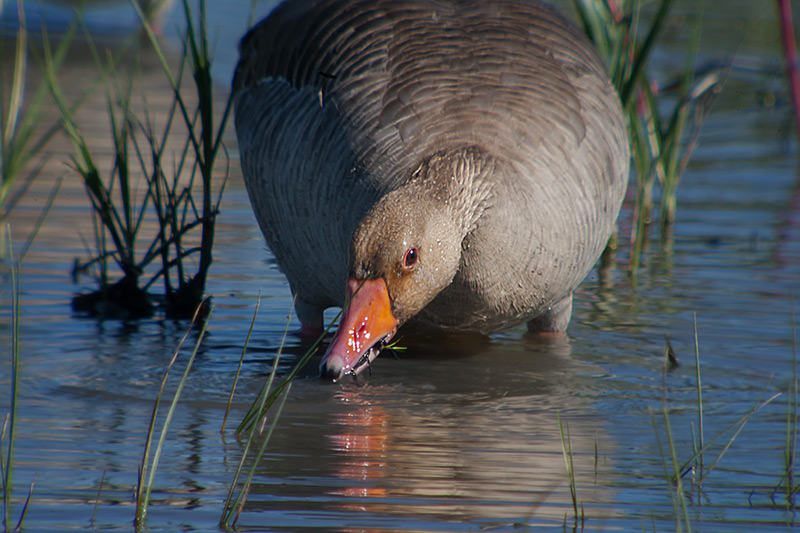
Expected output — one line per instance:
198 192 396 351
1 0 799 531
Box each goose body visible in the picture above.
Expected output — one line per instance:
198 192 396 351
233 0 629 380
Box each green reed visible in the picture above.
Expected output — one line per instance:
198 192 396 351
649 321 781 530
90 470 106 530
222 292 261 433
134 300 211 528
649 405 691 532
0 7 74 528
558 413 583 526
573 0 721 274
0 232 32 533
43 0 231 319
691 314 704 480
220 301 295 528
221 297 351 526
0 3 71 262
776 305 798 508
135 0 234 316
236 307 343 434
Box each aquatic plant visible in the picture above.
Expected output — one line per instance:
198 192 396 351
649 319 781 530
236 307 343 434
43 0 232 319
0 234 32 533
220 302 293 528
134 299 212 527
0 5 73 525
134 0 234 317
90 471 106 529
558 413 584 527
775 307 798 508
45 37 153 317
649 404 692 532
221 292 261 433
573 0 721 273
0 4 71 262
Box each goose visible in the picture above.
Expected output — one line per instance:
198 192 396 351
233 0 629 381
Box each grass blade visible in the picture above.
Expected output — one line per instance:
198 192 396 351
558 413 579 520
134 301 212 526
222 305 293 521
649 407 688 533
620 0 675 106
693 314 704 481
780 301 798 506
2 225 21 531
222 293 261 433
3 2 27 153
236 302 346 434
230 383 293 527
697 395 780 486
13 474 34 531
2 0 73 223
17 172 64 262
678 392 781 482
145 306 211 507
91 471 106 529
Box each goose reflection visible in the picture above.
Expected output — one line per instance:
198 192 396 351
243 334 616 528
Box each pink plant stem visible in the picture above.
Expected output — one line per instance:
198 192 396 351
777 0 800 137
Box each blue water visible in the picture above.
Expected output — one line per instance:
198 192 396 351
0 0 798 531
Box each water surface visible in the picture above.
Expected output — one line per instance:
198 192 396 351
0 0 798 531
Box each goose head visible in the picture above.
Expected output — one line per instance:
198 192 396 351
320 187 463 380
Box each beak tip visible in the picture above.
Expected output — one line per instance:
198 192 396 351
319 352 347 381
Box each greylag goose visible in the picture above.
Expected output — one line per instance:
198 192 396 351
233 0 629 380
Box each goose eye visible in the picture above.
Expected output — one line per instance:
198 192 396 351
402 247 418 270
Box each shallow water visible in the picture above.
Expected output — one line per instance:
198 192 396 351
1 0 799 531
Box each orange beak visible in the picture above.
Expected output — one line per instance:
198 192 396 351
320 277 399 381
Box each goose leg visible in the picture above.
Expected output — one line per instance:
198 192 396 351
295 297 325 338
527 293 573 333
